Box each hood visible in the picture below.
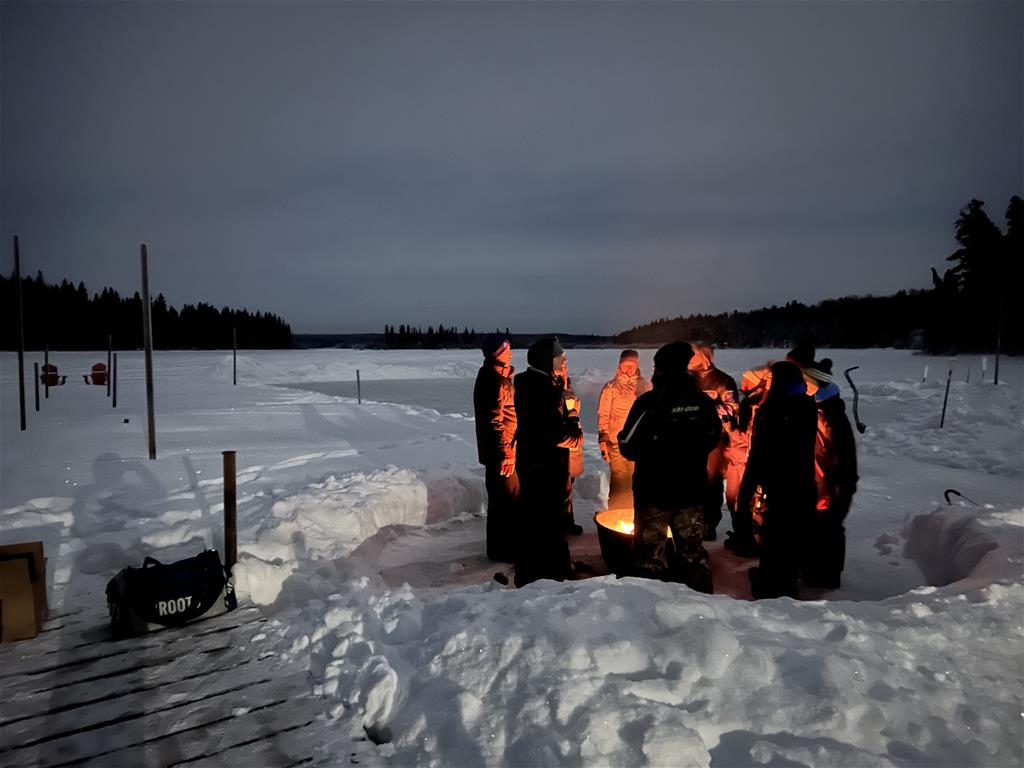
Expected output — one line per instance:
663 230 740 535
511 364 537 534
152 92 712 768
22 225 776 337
688 343 714 374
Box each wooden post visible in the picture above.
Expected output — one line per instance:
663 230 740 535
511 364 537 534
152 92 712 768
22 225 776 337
14 236 26 431
33 362 39 412
112 352 118 408
107 334 112 397
940 360 953 429
44 345 49 399
223 451 237 571
232 326 237 386
357 369 361 404
140 244 157 460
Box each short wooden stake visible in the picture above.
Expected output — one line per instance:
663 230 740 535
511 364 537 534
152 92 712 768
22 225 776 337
223 451 237 571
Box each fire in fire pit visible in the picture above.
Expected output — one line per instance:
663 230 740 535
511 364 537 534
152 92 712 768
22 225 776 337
593 508 673 576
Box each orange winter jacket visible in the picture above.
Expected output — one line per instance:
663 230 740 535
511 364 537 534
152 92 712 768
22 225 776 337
597 371 651 444
474 361 516 466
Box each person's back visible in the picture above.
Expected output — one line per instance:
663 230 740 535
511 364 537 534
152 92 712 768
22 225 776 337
617 342 721 591
620 383 722 511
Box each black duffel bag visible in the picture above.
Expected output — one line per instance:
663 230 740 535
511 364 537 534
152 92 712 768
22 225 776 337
106 550 236 635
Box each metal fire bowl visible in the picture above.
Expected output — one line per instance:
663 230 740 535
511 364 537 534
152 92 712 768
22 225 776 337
593 508 635 576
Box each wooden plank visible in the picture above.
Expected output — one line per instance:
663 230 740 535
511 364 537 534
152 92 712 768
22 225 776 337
1 672 312 768
0 646 292 753
106 705 323 767
1 647 270 727
0 607 264 679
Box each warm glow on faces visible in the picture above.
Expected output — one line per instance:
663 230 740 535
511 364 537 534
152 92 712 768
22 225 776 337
496 346 513 366
554 353 568 377
619 360 638 377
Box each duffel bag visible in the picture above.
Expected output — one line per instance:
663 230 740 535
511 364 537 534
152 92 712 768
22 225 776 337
106 550 236 635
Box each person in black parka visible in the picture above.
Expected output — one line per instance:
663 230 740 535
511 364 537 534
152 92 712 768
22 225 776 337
513 338 582 587
617 342 722 593
738 361 818 599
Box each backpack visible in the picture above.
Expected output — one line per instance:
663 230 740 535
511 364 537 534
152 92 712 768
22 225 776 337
106 550 236 635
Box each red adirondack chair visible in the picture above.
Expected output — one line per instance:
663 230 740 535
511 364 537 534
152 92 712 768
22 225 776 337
40 363 66 387
84 363 107 385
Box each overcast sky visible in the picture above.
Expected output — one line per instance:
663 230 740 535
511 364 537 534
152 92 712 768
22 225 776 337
2 1 1021 334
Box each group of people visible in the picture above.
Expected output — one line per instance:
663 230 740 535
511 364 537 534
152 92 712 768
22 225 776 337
473 334 858 598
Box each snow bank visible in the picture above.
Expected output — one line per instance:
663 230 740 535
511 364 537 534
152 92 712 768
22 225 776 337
234 467 485 605
256 504 1023 768
859 379 1023 478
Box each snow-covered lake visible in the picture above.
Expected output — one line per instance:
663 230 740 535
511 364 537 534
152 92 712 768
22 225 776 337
1 347 1021 766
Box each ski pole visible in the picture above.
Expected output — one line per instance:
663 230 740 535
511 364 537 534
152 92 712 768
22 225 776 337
944 488 980 507
843 366 867 434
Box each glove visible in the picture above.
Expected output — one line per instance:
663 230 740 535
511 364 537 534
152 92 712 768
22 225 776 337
599 441 610 462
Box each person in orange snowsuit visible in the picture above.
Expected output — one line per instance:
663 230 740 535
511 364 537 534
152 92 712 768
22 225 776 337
597 350 651 510
802 359 859 589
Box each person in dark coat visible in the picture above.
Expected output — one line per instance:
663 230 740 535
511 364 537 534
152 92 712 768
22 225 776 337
739 361 818 599
617 342 722 593
802 359 859 589
513 338 582 587
688 343 739 541
473 334 519 562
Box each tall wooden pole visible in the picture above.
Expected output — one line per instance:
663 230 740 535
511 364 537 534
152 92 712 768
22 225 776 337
112 352 118 408
107 334 112 397
33 362 40 411
140 244 157 460
232 326 237 386
14 236 26 431
223 451 237 571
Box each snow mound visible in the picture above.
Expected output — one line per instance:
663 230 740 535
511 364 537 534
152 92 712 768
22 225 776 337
234 467 484 605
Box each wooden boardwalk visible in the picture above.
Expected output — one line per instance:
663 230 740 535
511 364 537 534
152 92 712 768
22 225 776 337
0 606 327 767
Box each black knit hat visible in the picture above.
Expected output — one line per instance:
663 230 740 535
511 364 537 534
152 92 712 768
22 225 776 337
653 341 694 378
786 341 816 369
527 337 564 373
481 333 510 358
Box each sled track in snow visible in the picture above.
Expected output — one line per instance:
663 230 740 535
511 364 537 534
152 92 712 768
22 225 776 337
0 606 328 767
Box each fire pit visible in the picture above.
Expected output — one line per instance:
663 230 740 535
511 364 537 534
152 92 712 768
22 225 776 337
593 508 673 576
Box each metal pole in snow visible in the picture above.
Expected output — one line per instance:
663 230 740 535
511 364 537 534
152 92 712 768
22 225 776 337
939 360 953 429
357 369 361 404
14 236 26 431
34 362 40 411
140 244 157 460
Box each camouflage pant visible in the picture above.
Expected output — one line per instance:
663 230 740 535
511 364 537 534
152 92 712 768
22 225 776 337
631 503 712 593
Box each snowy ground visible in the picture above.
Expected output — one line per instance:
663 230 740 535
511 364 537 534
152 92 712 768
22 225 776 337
1 347 1021 766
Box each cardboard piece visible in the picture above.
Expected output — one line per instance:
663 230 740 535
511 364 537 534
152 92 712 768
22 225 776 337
0 541 48 642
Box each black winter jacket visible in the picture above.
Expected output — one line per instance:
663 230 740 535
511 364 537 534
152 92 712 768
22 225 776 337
617 375 722 508
514 368 582 473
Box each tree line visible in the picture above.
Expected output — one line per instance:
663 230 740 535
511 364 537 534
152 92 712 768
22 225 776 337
1 273 293 350
382 324 511 349
617 196 1023 354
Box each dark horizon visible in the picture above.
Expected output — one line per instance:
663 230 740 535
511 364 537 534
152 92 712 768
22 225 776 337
2 2 1021 335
